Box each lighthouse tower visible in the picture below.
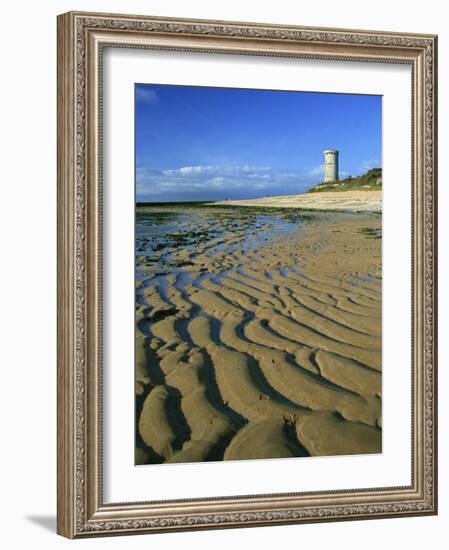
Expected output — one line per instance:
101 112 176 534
324 150 339 182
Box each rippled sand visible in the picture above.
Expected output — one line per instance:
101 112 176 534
135 208 382 465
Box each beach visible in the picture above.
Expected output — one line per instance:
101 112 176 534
212 189 382 212
135 203 382 464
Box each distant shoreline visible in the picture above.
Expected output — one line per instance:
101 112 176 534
136 200 213 207
136 190 381 214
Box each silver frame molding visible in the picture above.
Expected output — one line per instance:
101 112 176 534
57 11 438 538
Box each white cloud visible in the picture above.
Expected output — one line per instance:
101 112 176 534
247 173 270 179
360 159 381 171
136 163 321 200
136 88 158 105
162 165 271 177
307 164 324 177
179 165 221 175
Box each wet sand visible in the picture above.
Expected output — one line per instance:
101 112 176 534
135 206 382 464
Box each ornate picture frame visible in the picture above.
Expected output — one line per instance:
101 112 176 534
57 11 437 538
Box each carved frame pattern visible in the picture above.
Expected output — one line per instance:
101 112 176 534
57 11 437 538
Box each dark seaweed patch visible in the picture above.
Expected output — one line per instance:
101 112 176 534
150 308 179 323
359 227 382 239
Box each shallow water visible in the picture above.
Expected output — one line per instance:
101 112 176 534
137 206 303 254
136 205 306 280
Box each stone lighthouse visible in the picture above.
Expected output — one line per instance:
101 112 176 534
324 149 339 182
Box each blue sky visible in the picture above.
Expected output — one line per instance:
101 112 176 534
136 84 382 202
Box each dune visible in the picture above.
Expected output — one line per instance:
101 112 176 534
223 418 309 460
212 189 381 212
295 414 382 456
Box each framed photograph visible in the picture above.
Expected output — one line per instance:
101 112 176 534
57 11 438 538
